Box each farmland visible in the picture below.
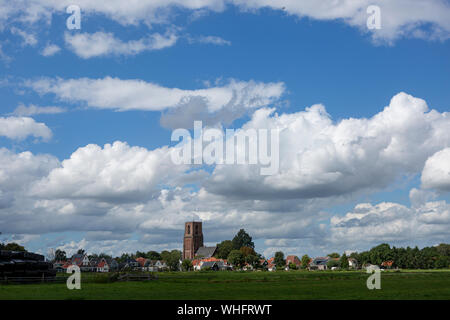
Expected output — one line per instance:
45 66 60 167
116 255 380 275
1 270 449 300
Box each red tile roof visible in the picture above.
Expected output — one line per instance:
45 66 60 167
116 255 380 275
381 260 394 267
135 257 147 267
192 257 226 267
286 255 301 265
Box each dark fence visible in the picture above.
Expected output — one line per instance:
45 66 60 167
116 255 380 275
116 273 157 282
0 276 66 284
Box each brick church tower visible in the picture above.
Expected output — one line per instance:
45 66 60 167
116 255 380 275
183 221 203 260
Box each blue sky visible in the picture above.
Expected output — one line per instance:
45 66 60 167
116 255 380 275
0 1 449 258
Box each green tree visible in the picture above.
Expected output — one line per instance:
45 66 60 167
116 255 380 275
216 240 233 259
349 252 359 260
232 229 254 250
147 251 162 260
245 254 259 268
55 249 67 261
240 246 256 257
436 243 450 257
98 253 112 260
369 243 392 265
340 253 349 270
182 259 193 271
2 243 26 251
135 251 147 259
301 254 311 269
288 262 297 270
118 253 132 263
160 250 171 262
274 251 285 269
227 250 245 269
167 250 182 271
435 256 450 269
327 259 340 269
77 249 85 255
327 252 340 258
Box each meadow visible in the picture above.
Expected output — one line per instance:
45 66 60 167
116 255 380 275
1 270 449 300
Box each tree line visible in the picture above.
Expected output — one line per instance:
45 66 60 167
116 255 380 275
211 229 264 268
2 239 449 270
349 243 450 269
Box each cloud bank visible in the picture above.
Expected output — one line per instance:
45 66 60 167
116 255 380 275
1 0 449 42
64 31 178 58
26 77 286 127
1 92 449 256
0 116 52 141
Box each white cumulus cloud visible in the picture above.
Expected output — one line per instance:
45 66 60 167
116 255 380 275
187 35 231 46
205 92 450 199
1 92 449 255
421 148 450 192
31 141 187 202
12 103 66 116
329 198 450 248
1 0 449 43
0 116 52 141
64 31 178 58
26 76 285 127
40 43 61 56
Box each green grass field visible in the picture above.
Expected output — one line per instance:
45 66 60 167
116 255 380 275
1 270 449 300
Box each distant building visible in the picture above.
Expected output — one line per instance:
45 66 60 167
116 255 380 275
267 257 276 271
285 255 301 269
106 258 119 272
96 258 109 273
183 221 218 260
70 253 90 268
381 260 394 269
195 246 217 258
143 260 167 272
348 258 358 269
183 221 204 260
260 259 268 269
192 257 229 271
309 257 330 270
363 263 379 270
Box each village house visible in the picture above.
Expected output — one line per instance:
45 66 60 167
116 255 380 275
107 259 119 271
242 263 254 271
134 258 168 272
95 258 109 273
53 261 66 273
285 255 301 270
53 254 116 273
192 257 229 271
259 259 268 269
119 258 141 271
363 263 379 270
267 257 276 272
71 253 90 270
148 260 168 272
195 246 217 259
309 257 330 270
381 260 394 269
348 258 358 269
